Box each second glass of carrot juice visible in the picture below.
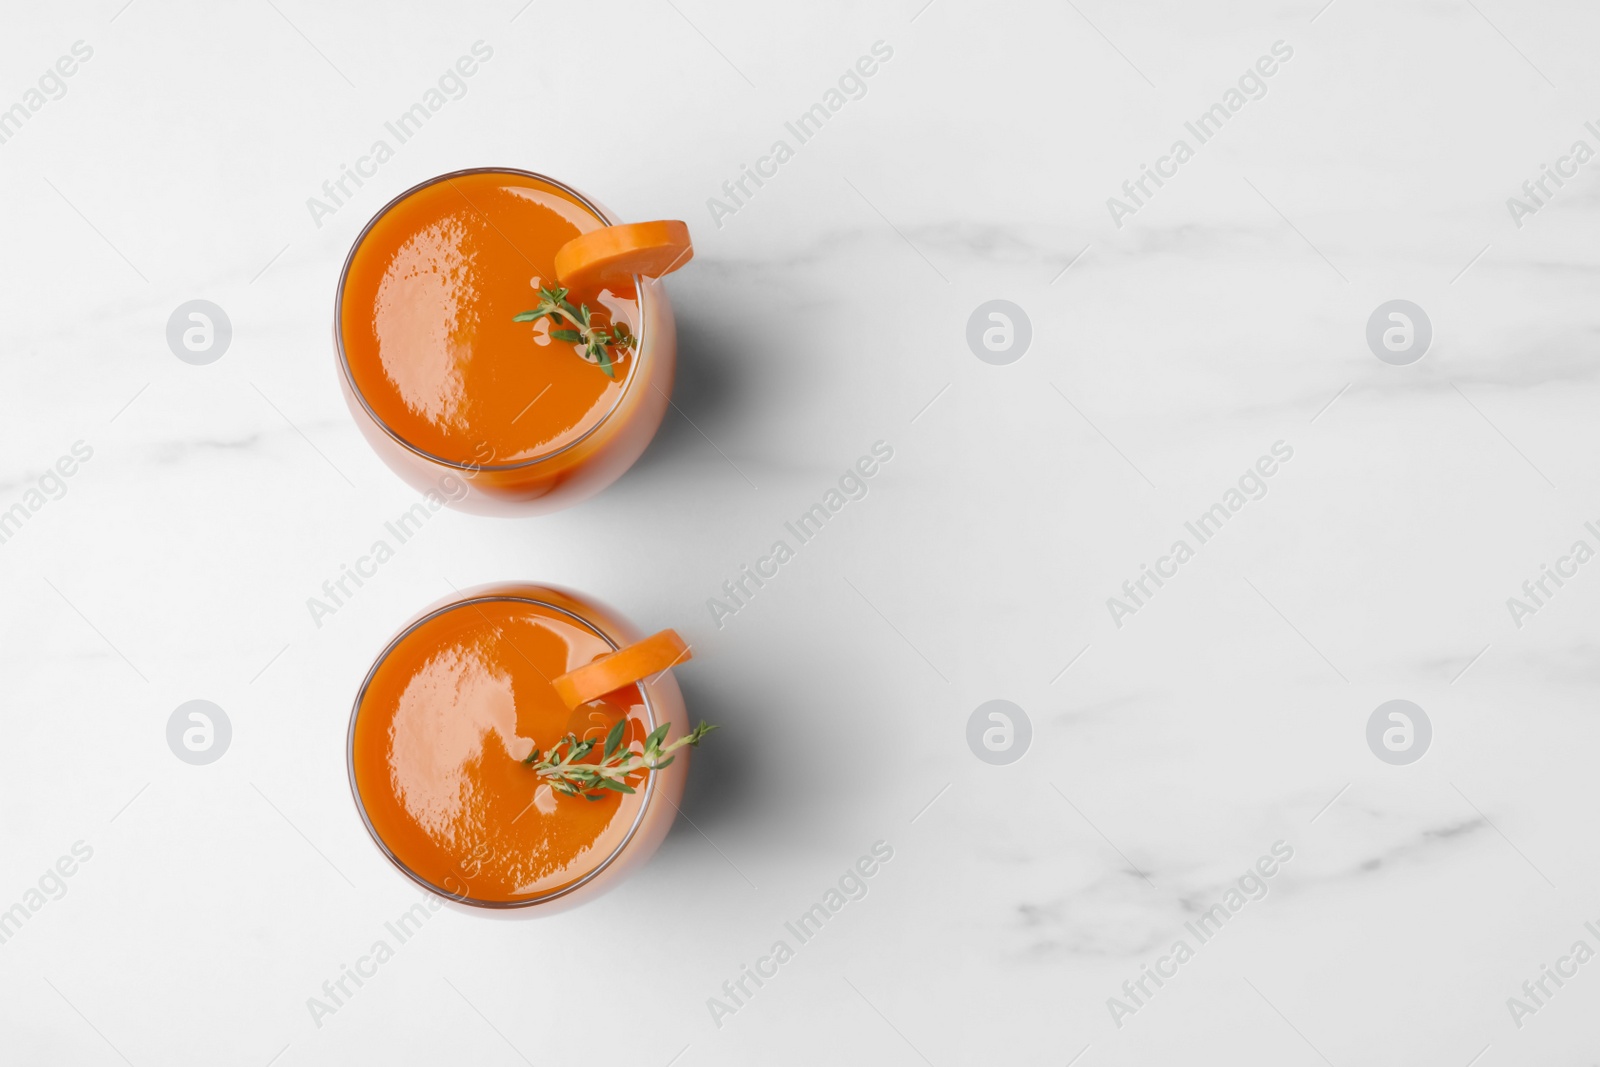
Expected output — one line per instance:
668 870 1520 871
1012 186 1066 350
347 583 704 911
335 168 691 514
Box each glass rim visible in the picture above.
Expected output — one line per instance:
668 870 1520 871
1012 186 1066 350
345 592 660 909
333 166 652 473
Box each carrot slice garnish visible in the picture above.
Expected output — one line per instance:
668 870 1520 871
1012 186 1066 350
552 629 693 709
554 220 693 294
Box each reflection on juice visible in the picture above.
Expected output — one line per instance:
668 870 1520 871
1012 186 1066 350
348 585 689 909
336 169 676 514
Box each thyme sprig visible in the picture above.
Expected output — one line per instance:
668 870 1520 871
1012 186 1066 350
521 718 717 801
512 286 636 378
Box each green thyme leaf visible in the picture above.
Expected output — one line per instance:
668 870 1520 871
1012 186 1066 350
512 288 638 376
604 719 626 759
522 718 716 800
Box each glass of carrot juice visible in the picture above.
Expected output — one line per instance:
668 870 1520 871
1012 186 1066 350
347 583 704 911
335 168 693 514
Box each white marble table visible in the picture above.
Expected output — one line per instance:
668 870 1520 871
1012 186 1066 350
4 0 1599 1063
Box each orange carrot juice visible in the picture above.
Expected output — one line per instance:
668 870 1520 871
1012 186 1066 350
336 169 678 514
347 585 690 909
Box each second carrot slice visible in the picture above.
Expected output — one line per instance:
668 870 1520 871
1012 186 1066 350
554 220 693 295
552 628 693 709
